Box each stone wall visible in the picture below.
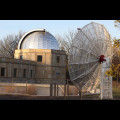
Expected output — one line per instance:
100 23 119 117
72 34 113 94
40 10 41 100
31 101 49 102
0 49 66 85
14 49 66 84
0 57 36 83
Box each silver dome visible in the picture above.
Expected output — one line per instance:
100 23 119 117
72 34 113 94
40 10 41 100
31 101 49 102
18 29 59 50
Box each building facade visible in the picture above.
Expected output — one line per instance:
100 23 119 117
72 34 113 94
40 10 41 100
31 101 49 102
0 29 66 86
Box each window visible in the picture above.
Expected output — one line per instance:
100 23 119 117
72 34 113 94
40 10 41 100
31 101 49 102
37 55 42 62
1 67 5 77
23 69 26 78
14 68 17 77
56 56 60 63
20 55 23 60
30 70 33 78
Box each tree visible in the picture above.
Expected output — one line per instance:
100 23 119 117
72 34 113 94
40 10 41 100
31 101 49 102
105 21 120 87
55 30 77 54
114 20 120 28
0 31 25 58
55 30 77 80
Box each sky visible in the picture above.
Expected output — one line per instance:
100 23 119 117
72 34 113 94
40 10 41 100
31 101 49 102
0 20 119 40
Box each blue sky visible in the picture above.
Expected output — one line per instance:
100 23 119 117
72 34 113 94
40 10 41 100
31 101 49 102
0 20 119 40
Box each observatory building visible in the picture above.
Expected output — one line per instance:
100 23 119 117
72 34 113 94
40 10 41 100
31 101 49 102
0 29 66 95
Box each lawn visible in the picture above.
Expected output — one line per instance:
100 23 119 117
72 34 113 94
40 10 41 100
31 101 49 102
112 81 120 98
113 87 120 98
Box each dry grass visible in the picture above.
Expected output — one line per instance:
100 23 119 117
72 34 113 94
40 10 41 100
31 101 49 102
68 86 79 95
113 80 120 88
61 85 79 95
27 85 38 95
1 81 120 98
112 81 120 98
0 85 38 95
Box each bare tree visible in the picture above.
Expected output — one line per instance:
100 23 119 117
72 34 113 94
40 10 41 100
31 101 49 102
0 31 25 58
55 30 77 55
55 30 77 80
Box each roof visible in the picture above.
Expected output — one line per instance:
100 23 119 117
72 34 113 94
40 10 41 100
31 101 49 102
18 29 59 50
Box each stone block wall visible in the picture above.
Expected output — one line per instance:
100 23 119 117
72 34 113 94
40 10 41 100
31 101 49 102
14 49 66 84
0 49 66 85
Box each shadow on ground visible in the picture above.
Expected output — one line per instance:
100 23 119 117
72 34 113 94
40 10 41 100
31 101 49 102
0 94 101 100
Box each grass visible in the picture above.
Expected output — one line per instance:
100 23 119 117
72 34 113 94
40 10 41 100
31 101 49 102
0 85 38 95
113 88 120 98
0 81 120 100
112 87 120 98
82 81 120 99
112 81 120 98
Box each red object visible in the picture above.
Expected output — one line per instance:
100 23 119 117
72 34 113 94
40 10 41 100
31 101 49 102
77 28 80 30
99 55 106 64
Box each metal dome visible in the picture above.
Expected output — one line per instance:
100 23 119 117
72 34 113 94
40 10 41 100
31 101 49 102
18 29 59 50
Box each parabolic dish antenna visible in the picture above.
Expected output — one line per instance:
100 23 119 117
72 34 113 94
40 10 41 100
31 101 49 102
68 22 113 99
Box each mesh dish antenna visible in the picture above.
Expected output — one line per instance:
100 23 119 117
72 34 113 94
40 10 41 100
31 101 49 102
68 22 113 99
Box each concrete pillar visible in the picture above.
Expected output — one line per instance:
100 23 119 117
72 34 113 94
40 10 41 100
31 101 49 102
57 84 59 96
26 79 28 94
50 84 53 97
64 84 66 99
79 89 82 100
54 84 56 96
67 84 69 97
